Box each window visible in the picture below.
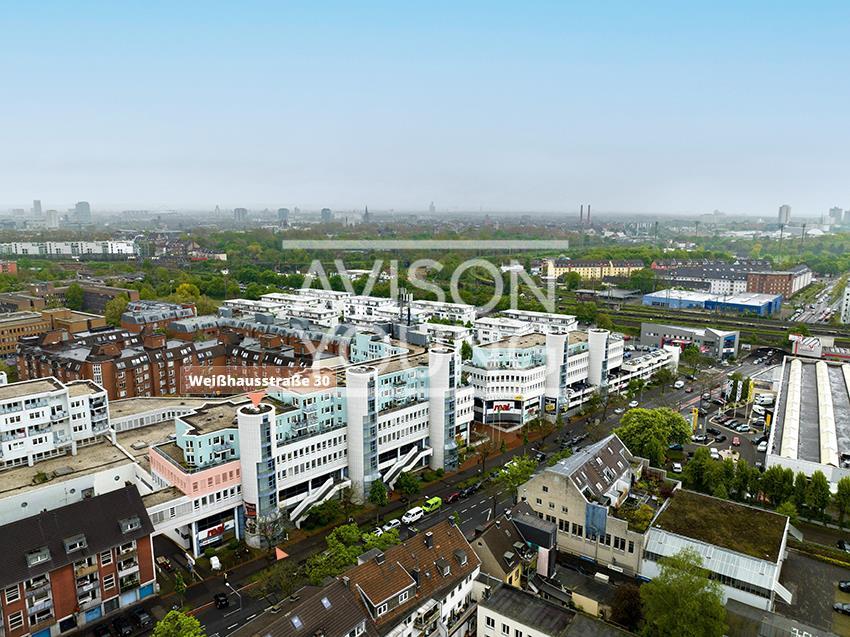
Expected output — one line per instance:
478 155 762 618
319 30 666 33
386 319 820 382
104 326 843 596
486 617 495 629
515 631 523 637
399 591 409 603
8 611 23 631
4 584 21 603
535 498 542 505
502 623 510 635
377 603 388 616
103 574 116 591
542 485 549 493
628 540 635 553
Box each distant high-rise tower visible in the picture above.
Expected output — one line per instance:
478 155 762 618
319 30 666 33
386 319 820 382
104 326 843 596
829 206 844 225
778 204 791 225
363 205 371 223
74 201 91 224
32 200 42 216
278 208 290 225
320 208 333 223
45 209 59 229
233 208 248 223
428 201 436 214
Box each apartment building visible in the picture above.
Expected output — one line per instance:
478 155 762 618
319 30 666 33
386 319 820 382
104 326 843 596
0 378 108 470
0 241 138 259
499 309 578 333
120 300 196 333
746 265 813 298
345 521 480 637
0 485 155 637
17 330 224 400
0 261 17 275
473 317 532 346
546 259 644 281
0 312 50 356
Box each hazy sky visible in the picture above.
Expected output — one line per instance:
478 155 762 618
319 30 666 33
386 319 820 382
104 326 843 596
2 2 849 216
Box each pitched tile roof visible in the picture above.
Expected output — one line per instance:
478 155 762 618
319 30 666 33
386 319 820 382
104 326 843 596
0 484 153 588
344 520 480 631
547 434 635 505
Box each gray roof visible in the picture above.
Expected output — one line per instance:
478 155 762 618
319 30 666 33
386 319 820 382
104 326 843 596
480 585 573 636
546 434 634 504
260 580 374 637
0 485 153 588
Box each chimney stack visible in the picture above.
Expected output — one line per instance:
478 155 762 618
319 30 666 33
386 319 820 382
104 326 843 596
580 205 584 223
425 531 434 549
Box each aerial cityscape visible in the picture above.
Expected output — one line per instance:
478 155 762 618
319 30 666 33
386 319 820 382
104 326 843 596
2 3 850 637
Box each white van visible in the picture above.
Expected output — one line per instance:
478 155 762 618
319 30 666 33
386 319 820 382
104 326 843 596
755 394 774 406
710 448 721 460
402 507 424 525
757 441 768 453
674 380 685 390
752 405 766 416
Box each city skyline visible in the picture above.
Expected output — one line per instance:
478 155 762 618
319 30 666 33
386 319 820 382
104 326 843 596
1 2 849 214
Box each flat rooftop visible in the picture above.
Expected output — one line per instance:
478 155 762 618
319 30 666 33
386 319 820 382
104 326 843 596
771 357 850 465
479 586 573 637
109 395 241 421
181 401 240 433
652 490 786 562
479 333 547 349
0 377 65 401
67 380 104 397
141 485 183 507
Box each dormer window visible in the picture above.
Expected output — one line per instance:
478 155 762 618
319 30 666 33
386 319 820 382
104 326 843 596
119 516 142 534
25 547 51 568
63 534 87 554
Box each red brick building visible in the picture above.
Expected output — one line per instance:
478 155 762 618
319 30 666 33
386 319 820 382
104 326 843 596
0 485 155 636
0 261 17 275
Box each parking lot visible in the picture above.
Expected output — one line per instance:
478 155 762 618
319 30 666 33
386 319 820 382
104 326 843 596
777 550 850 635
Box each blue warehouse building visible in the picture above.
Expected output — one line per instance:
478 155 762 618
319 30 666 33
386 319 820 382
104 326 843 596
643 289 782 316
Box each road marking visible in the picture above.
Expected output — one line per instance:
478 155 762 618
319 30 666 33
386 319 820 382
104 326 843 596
227 623 239 630
246 614 257 621
460 508 467 513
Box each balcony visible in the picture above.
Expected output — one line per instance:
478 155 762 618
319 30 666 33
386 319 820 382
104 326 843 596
74 562 98 578
78 594 101 612
25 577 50 594
119 574 140 591
76 580 99 596
118 561 139 578
50 410 68 422
27 595 53 614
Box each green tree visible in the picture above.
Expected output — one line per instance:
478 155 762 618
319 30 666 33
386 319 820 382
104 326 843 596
640 548 725 637
777 500 799 525
250 559 303 602
834 476 850 524
575 301 598 324
611 583 643 631
629 268 657 294
564 271 581 290
652 367 675 393
680 344 706 375
139 283 157 300
175 282 201 299
172 572 187 606
460 341 473 361
596 313 614 330
369 480 388 524
615 408 691 467
788 323 811 338
792 472 808 511
103 293 130 327
65 283 85 310
806 470 831 518
0 361 18 384
761 466 794 507
153 610 205 637
494 455 537 496
395 472 421 499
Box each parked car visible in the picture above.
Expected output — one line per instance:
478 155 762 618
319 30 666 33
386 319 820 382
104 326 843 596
613 407 625 414
93 626 113 637
668 443 683 451
402 507 425 525
754 435 769 445
422 497 442 514
684 386 694 393
113 617 133 637
840 580 850 593
628 400 639 408
671 462 683 473
736 423 750 433
459 485 476 498
834 602 850 615
732 437 740 446
382 519 401 532
757 441 768 453
712 398 726 405
837 540 850 553
702 392 711 400
131 608 153 628
674 380 685 390
445 491 461 504
691 434 708 443
214 592 230 609
707 427 721 436
714 434 727 443
533 450 547 462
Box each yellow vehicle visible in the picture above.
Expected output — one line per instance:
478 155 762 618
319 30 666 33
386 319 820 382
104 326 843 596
422 496 442 514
